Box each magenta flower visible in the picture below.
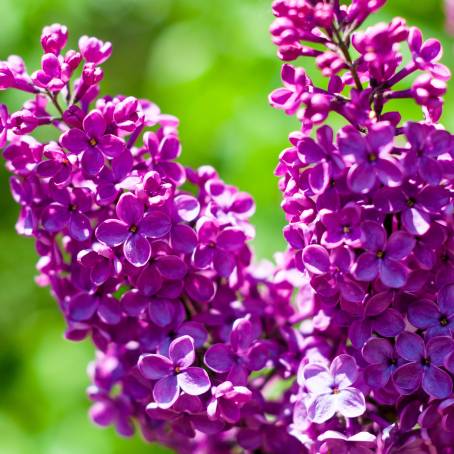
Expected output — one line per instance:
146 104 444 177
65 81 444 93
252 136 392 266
302 355 366 423
60 109 125 175
31 53 67 92
393 332 454 399
95 192 171 267
207 381 252 424
138 335 211 409
78 35 112 64
338 122 402 193
269 64 312 114
353 221 415 288
41 24 68 55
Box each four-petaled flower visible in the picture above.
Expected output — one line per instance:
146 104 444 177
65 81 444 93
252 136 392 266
96 192 171 267
139 335 211 409
302 354 366 423
393 332 454 399
60 109 125 175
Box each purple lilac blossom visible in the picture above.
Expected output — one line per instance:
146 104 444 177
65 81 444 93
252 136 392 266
2 1 454 453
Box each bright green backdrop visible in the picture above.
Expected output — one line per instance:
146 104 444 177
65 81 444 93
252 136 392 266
0 0 451 453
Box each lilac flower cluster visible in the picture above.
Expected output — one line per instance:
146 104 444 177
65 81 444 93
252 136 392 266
3 1 454 453
1 24 304 454
271 0 454 452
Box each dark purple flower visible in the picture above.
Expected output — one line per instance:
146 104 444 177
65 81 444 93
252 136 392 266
96 192 171 267
408 284 454 337
138 335 211 409
393 332 454 398
321 204 362 249
41 185 92 241
353 221 415 288
60 109 124 175
204 316 269 385
362 337 401 389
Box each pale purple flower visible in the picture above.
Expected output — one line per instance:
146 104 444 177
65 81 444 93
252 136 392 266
302 354 366 423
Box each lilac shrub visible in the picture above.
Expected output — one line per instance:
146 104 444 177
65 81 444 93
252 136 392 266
1 1 454 453
271 0 454 452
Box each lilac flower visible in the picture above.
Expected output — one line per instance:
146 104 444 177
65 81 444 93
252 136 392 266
302 354 366 423
96 192 171 267
269 64 312 114
408 284 454 337
337 122 402 193
41 24 68 55
31 53 68 92
295 125 345 194
362 338 401 389
41 186 92 242
349 291 405 349
138 335 211 409
78 36 112 64
204 316 269 385
207 381 252 424
393 332 454 399
353 221 415 288
60 109 125 175
193 217 247 277
402 122 451 186
321 204 362 249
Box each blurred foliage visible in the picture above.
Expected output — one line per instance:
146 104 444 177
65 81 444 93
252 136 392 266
0 0 452 452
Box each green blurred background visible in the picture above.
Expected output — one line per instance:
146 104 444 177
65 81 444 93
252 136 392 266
0 0 452 452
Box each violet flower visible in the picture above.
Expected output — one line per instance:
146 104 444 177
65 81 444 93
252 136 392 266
139 335 211 409
393 332 454 399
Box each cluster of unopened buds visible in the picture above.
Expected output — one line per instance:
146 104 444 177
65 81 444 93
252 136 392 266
1 1 454 453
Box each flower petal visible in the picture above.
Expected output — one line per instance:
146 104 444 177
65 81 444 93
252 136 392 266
116 193 143 226
177 367 211 396
204 344 234 373
95 219 129 246
422 366 452 399
123 234 151 267
153 375 179 409
169 335 195 369
139 354 173 380
336 388 366 418
396 332 424 361
393 362 422 395
307 394 337 423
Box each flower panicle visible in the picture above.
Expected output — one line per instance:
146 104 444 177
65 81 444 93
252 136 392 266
1 23 300 453
271 1 454 453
